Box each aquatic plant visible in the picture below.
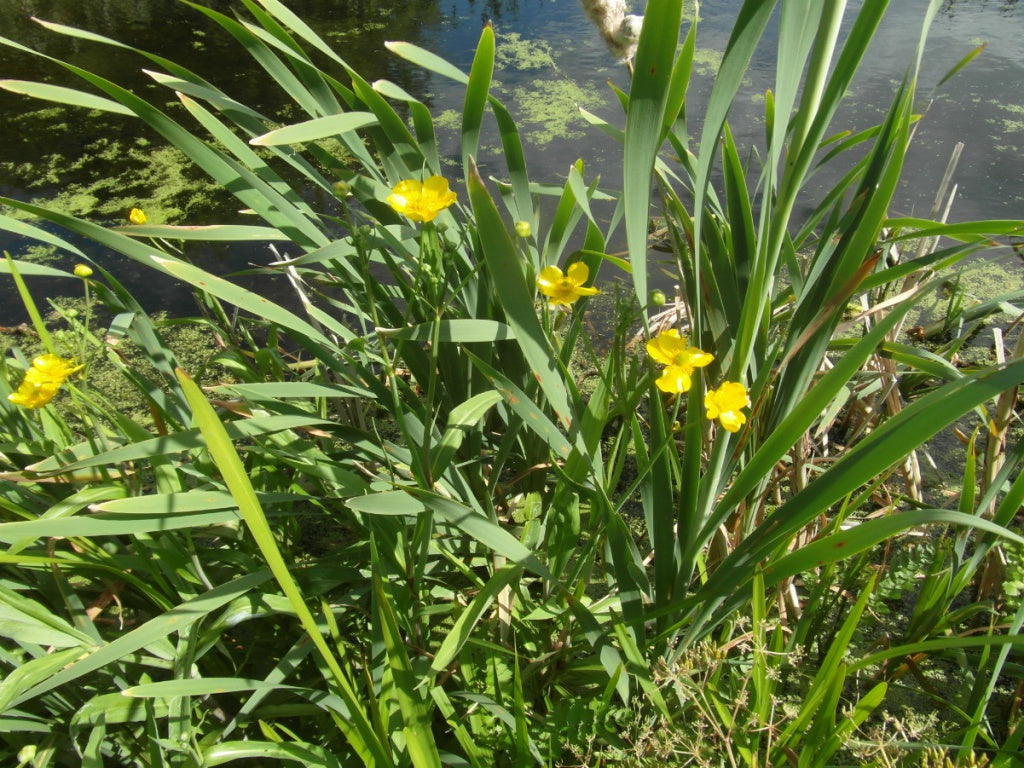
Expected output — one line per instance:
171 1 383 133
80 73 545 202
0 1 1022 766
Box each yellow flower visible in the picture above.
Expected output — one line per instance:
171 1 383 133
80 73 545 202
705 381 750 433
8 354 83 409
536 262 599 306
129 208 147 225
646 329 714 394
73 264 94 278
386 176 458 222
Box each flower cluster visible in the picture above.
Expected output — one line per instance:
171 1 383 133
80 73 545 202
647 329 750 432
387 176 458 223
536 262 599 306
8 354 83 409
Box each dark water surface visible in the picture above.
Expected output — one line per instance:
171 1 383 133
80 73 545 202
0 0 1021 319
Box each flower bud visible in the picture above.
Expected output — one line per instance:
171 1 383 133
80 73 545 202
18 745 37 763
74 264 94 278
514 220 532 238
650 289 666 307
333 180 351 197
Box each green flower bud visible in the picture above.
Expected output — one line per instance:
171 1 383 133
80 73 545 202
515 220 532 238
333 180 351 197
650 289 667 307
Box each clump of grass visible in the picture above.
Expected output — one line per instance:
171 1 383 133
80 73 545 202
0 2 1022 766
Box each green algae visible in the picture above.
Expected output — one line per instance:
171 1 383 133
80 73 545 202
991 101 1024 134
496 32 557 72
906 254 1024 360
510 78 605 145
434 109 462 132
2 106 229 231
692 47 724 77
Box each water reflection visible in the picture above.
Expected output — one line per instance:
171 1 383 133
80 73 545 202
0 0 1021 319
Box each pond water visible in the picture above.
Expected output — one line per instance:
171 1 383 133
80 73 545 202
0 0 1021 321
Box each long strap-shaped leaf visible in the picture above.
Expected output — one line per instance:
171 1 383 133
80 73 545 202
679 355 1024 647
466 159 577 436
176 369 392 766
9 569 272 708
623 0 684 303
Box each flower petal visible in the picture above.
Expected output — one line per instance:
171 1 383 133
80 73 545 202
655 365 692 394
536 266 565 294
566 261 590 286
646 329 684 366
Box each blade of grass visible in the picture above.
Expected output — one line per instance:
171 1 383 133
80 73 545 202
175 368 391 766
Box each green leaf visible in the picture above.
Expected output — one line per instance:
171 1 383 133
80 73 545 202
937 41 985 88
118 224 292 241
466 159 576 435
375 575 442 768
203 740 344 768
431 391 503 478
462 349 573 461
10 570 272 708
150 255 339 348
0 217 85 259
0 587 95 649
0 509 241 543
431 565 523 671
175 369 390 766
461 24 495 175
250 112 378 145
346 491 425 517
764 510 1024 584
0 648 87 714
377 319 515 343
384 41 469 84
27 414 334 474
0 79 134 114
623 0 685 301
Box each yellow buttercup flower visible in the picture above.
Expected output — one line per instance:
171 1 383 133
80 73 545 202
73 264 94 278
536 262 599 306
646 329 714 394
129 208 147 225
8 354 83 409
386 176 458 223
705 381 750 433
